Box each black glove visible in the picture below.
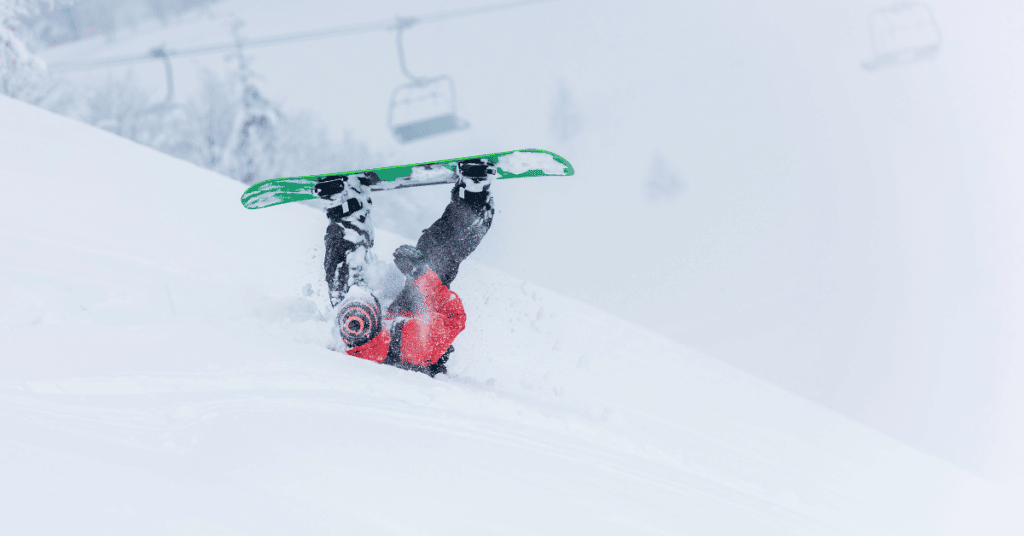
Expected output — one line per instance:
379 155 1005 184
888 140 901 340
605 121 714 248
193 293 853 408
428 346 454 377
393 245 428 278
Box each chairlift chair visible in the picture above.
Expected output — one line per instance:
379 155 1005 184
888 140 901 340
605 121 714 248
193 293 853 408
386 17 469 143
387 75 468 143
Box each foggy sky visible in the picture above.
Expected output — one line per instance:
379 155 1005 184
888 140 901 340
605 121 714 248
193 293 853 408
38 0 1024 485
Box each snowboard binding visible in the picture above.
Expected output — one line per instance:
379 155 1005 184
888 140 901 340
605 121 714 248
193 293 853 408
455 159 496 203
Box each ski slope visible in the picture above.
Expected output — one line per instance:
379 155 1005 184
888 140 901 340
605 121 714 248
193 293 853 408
35 0 1024 481
0 96 1019 534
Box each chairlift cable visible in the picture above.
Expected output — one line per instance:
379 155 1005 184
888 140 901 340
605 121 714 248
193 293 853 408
149 46 174 102
394 21 421 82
48 0 553 73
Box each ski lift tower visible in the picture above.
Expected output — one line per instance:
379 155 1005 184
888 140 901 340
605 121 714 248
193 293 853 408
386 16 469 143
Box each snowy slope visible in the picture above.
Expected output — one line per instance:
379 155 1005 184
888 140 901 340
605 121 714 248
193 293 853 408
35 0 1024 481
0 96 1019 534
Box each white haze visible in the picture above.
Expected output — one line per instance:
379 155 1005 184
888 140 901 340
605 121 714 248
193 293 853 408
35 0 1024 488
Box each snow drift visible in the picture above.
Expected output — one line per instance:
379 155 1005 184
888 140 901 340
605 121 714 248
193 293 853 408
0 95 1018 534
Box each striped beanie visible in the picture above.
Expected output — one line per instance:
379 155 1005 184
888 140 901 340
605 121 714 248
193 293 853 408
337 288 382 348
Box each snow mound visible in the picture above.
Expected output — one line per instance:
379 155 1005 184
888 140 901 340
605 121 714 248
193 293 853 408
496 150 567 175
0 96 1017 535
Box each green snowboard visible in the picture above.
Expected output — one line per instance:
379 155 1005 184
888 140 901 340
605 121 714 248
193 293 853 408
241 148 574 210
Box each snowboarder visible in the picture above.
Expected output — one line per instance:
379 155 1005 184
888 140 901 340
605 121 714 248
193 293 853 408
314 159 496 376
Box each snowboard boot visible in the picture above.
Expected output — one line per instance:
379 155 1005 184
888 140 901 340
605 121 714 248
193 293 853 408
455 158 496 205
383 160 496 292
317 173 378 307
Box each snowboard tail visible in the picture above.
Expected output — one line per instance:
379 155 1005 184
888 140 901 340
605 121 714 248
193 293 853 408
241 149 574 210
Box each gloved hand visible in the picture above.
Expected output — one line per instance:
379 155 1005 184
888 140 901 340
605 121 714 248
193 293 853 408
393 244 428 278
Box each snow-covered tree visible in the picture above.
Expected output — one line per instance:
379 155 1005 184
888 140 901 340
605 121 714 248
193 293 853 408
184 68 235 169
4 7 377 191
22 1 222 46
0 0 55 101
220 19 279 184
81 71 153 139
225 81 277 184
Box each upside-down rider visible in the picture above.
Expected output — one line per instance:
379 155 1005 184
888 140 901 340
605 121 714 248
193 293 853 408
314 159 495 376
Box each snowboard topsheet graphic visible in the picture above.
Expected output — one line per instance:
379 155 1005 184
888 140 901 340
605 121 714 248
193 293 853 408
240 149 574 210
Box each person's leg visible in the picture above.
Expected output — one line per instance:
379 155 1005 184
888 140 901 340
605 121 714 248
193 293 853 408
317 174 376 306
387 161 495 317
324 225 371 306
384 160 496 374
415 179 495 287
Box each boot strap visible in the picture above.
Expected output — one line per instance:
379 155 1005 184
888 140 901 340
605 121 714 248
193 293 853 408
326 198 363 222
